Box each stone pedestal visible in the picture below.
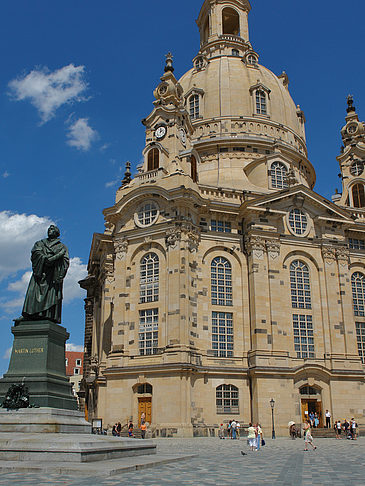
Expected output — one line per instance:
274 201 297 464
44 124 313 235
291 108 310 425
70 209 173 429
0 408 91 434
0 320 77 410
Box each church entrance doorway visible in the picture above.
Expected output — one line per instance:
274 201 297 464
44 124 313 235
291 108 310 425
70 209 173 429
138 397 152 426
300 385 323 427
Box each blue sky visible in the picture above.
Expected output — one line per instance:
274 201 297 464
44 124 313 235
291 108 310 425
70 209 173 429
0 0 364 375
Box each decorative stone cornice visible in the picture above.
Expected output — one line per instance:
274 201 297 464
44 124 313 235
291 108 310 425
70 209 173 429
114 237 128 260
266 239 280 259
166 222 201 253
245 235 266 259
322 246 336 265
336 246 350 266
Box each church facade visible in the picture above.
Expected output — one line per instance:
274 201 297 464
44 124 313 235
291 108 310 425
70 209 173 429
80 0 365 437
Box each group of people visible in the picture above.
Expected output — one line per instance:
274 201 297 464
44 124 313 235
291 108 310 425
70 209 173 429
334 418 358 440
111 418 147 439
308 411 320 428
219 420 242 439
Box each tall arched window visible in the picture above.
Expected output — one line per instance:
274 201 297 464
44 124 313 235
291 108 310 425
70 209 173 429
147 148 159 171
211 257 232 306
189 95 200 120
222 7 240 36
271 162 288 189
352 272 365 316
290 261 311 309
140 253 159 303
191 155 198 182
216 385 239 414
256 90 267 115
352 183 365 208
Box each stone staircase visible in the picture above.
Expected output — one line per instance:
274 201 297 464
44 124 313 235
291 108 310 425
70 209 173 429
120 428 143 439
311 428 336 438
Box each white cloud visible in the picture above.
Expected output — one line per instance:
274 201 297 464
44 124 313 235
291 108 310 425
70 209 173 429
2 171 10 178
3 347 12 360
105 166 123 188
66 343 84 352
66 118 98 151
64 257 87 303
0 211 53 280
8 64 87 123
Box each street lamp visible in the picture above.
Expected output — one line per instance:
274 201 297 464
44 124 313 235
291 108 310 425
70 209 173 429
270 398 276 439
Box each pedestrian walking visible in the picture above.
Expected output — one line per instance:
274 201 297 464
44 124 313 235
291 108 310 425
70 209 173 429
303 420 317 451
218 423 225 439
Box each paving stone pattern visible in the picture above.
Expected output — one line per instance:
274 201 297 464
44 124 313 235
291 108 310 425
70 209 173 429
0 437 364 485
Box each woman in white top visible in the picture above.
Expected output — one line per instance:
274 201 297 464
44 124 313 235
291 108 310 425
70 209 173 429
247 423 257 451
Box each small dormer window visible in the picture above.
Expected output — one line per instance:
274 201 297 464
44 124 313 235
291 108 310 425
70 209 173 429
195 57 204 70
350 160 364 177
247 54 257 66
256 90 267 115
189 94 200 120
232 49 240 57
271 162 288 189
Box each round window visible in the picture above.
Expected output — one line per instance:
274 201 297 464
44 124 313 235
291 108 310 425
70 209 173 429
288 208 308 236
135 201 159 228
350 160 364 177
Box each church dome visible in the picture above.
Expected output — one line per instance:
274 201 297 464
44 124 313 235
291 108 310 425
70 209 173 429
179 58 306 148
175 0 314 191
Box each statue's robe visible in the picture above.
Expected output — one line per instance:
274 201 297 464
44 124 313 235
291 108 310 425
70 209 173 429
22 238 69 323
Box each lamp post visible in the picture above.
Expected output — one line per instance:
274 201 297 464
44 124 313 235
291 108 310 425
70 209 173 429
270 398 276 439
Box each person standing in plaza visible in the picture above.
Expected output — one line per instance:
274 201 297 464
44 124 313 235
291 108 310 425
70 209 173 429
350 418 357 440
231 419 237 439
140 421 147 439
236 421 240 439
247 423 257 451
303 420 317 451
335 420 342 439
325 410 331 428
256 423 263 451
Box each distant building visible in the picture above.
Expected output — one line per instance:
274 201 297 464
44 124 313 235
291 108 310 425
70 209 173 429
80 0 365 437
65 351 83 398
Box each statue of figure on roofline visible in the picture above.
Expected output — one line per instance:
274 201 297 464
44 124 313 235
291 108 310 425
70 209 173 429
16 225 69 324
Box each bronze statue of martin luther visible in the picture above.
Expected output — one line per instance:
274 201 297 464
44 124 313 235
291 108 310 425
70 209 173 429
18 225 69 324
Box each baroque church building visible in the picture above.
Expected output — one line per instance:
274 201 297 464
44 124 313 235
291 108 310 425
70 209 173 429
80 0 365 436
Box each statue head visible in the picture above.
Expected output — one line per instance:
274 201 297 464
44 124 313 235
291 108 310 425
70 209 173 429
47 225 60 239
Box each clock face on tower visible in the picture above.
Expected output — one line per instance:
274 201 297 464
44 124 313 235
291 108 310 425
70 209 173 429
155 125 167 140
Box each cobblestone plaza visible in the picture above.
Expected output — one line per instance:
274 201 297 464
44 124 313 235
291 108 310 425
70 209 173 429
0 437 363 485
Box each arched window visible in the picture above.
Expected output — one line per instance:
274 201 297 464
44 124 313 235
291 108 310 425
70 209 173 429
137 383 153 394
232 49 239 57
147 148 159 171
212 311 233 357
189 95 200 120
216 385 239 414
299 385 319 396
191 155 198 182
352 183 365 208
271 162 288 189
352 272 365 316
195 57 204 70
290 261 311 309
211 257 232 306
140 253 159 303
222 7 240 36
256 90 267 115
